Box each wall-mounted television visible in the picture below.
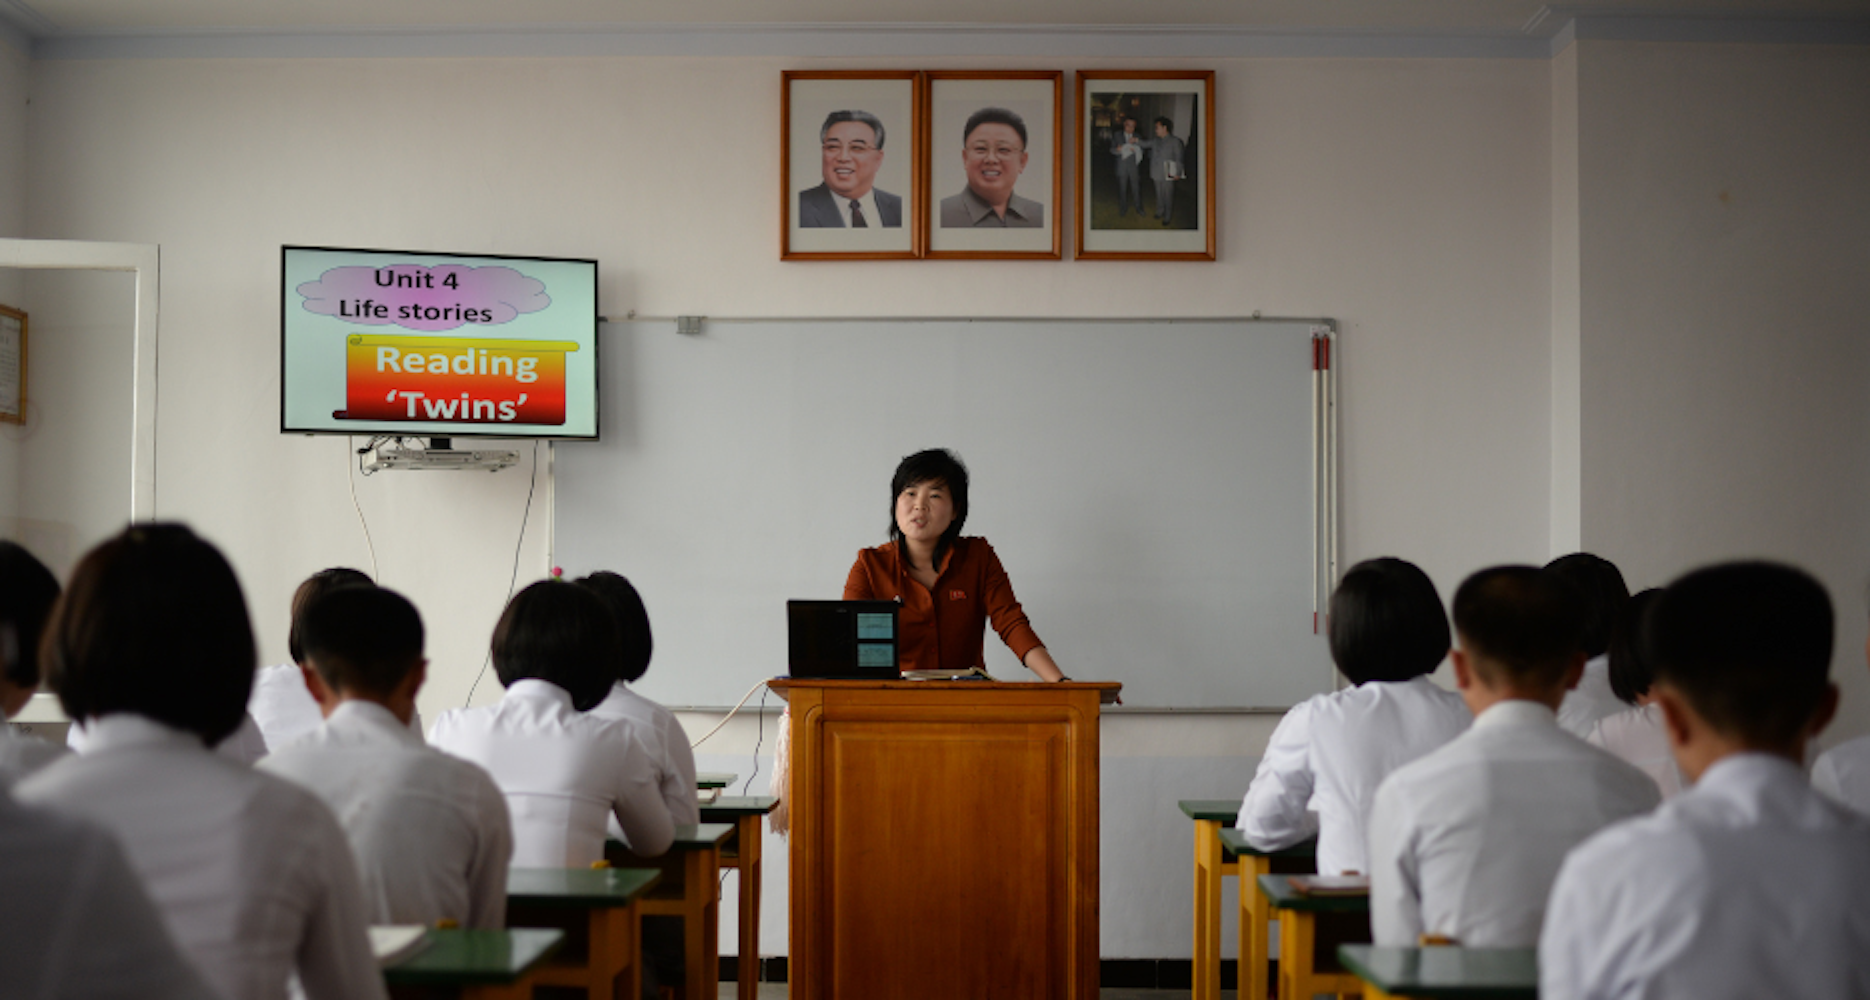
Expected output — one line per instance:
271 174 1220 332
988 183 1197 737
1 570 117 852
281 246 599 440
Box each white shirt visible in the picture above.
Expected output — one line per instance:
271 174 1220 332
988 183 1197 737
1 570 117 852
16 714 387 1000
1541 753 1870 1000
430 679 675 867
836 189 883 228
1238 676 1471 876
590 681 701 827
259 700 512 929
1588 703 1686 800
1368 700 1660 947
0 789 221 1000
1556 655 1625 738
249 663 424 752
0 723 69 789
68 709 270 764
1812 735 1870 816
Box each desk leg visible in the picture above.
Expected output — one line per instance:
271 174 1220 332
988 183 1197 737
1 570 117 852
1237 856 1271 1000
735 815 762 1000
679 847 721 1000
1192 819 1221 1000
1277 909 1310 1000
461 981 534 1000
589 902 641 1000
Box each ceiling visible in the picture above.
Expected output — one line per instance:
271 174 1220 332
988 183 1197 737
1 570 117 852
7 0 1870 38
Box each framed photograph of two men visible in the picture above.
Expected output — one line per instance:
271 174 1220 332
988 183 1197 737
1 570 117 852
1075 70 1216 261
782 71 923 260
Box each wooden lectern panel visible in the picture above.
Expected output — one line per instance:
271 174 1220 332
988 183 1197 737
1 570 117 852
775 680 1116 1000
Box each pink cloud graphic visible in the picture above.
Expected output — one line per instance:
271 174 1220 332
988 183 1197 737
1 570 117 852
297 264 552 332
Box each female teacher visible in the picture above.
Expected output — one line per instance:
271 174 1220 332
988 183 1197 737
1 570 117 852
843 448 1067 681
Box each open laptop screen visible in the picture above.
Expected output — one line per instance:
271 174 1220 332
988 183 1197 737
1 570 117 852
787 600 900 678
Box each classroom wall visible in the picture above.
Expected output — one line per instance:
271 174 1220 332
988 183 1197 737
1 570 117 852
21 50 1555 957
0 37 27 520
1573 40 1870 746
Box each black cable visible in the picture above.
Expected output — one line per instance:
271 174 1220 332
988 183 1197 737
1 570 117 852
465 440 541 706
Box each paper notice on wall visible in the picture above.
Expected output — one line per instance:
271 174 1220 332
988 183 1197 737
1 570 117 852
0 313 21 420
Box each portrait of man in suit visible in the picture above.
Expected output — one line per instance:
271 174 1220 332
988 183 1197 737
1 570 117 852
797 110 902 228
939 107 1043 229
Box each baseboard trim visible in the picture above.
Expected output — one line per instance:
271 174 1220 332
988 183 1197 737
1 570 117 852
719 956 1269 988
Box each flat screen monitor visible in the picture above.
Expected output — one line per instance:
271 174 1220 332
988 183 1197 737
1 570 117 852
280 245 599 440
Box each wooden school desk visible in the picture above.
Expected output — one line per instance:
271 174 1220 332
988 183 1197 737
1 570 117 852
1256 873 1371 1000
607 822 735 1000
505 866 661 1000
1337 945 1539 999
698 795 780 1000
1219 828 1317 1000
1176 799 1239 1000
384 927 564 1000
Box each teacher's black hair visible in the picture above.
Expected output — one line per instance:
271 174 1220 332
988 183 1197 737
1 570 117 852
43 523 256 746
491 579 620 711
889 448 970 573
1329 557 1452 685
0 541 60 690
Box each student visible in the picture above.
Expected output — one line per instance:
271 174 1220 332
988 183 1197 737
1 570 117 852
1238 557 1470 876
258 586 513 929
250 566 372 751
1367 566 1659 947
1586 588 1686 799
16 523 384 1000
1541 561 1870 999
0 541 68 787
577 571 701 826
0 788 221 1000
430 579 675 867
1544 552 1631 736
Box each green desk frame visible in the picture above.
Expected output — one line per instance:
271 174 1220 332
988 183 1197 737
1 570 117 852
700 795 779 1000
608 822 734 1000
505 866 661 1000
1337 945 1539 999
385 927 565 1000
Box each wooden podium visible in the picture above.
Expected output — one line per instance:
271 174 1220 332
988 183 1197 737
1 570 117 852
769 679 1121 1000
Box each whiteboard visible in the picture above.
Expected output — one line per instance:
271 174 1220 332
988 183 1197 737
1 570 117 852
553 318 1335 710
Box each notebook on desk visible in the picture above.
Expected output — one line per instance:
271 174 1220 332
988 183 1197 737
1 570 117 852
787 600 900 679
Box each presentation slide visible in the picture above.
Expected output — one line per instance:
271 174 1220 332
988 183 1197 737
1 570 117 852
281 246 599 439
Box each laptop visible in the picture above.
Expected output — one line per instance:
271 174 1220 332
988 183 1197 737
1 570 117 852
787 600 901 679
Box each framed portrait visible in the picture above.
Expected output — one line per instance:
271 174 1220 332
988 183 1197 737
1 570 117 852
1074 70 1216 261
922 71 1062 260
0 304 23 424
782 71 923 260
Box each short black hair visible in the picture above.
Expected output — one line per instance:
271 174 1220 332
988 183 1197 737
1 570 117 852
1328 557 1452 684
491 579 619 711
818 109 886 150
1154 116 1174 133
576 571 654 684
0 541 60 690
1542 553 1629 658
963 107 1028 149
1607 588 1663 705
43 523 255 746
300 586 424 699
288 567 373 664
1646 561 1833 748
1452 565 1587 688
888 448 971 572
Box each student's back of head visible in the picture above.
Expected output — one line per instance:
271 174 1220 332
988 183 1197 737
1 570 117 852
575 571 653 684
1606 588 1663 705
0 541 61 708
1329 557 1451 685
492 580 619 711
1646 560 1834 750
299 586 423 699
43 524 255 747
1452 565 1586 691
1543 553 1629 659
288 567 373 665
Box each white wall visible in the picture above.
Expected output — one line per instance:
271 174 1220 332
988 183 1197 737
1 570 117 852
1573 40 1870 745
0 37 28 520
24 52 1552 957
